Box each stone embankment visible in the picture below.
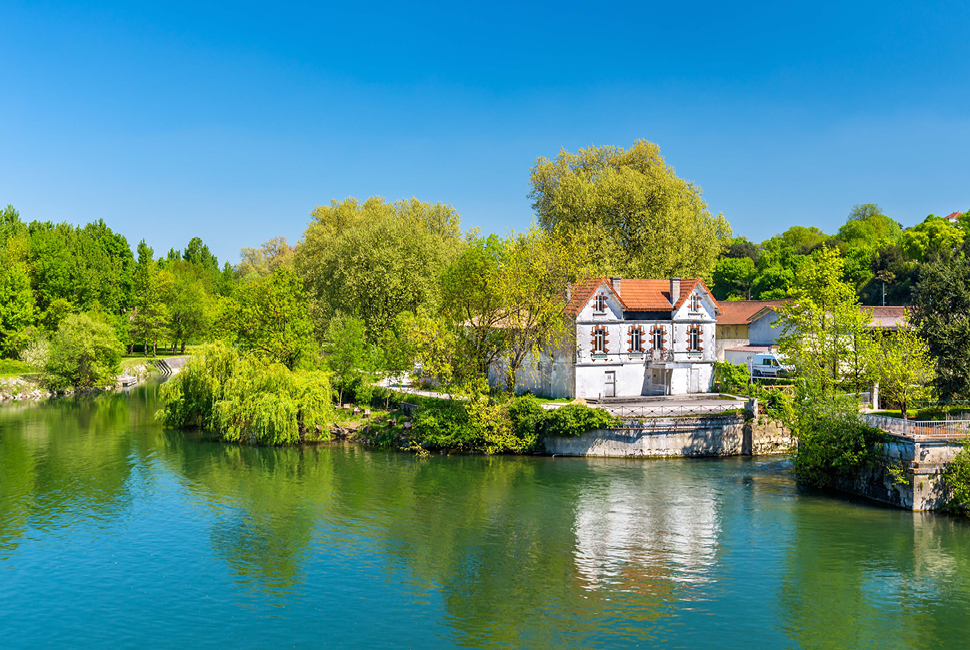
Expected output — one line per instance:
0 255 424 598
0 377 53 402
543 414 793 458
837 432 965 511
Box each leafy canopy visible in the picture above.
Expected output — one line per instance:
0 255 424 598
529 139 731 279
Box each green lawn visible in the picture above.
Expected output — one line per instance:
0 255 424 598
0 359 32 379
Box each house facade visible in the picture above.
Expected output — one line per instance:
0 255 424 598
491 277 721 399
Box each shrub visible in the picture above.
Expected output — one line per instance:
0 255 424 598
44 313 122 390
790 413 885 488
542 403 618 438
19 336 50 372
508 395 545 447
943 441 970 513
714 361 749 394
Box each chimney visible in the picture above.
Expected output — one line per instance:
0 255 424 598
566 282 572 302
670 277 681 307
609 276 621 296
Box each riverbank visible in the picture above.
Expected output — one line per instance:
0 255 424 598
0 361 157 403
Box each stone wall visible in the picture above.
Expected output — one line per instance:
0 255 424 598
542 415 793 458
835 435 962 511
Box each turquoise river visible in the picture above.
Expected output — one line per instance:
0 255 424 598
2 383 970 649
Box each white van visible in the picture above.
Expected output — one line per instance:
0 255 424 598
751 353 791 378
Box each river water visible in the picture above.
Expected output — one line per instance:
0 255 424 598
1 383 969 649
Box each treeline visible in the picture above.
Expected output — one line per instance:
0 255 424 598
0 204 237 359
712 203 969 305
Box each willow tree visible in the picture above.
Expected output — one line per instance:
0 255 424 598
294 196 464 341
528 139 731 279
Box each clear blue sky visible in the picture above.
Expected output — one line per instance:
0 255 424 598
2 1 968 265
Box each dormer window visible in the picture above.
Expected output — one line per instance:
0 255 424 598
690 294 700 312
595 293 606 312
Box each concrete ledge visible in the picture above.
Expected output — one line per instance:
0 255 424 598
543 415 793 458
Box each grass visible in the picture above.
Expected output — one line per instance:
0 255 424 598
0 359 32 379
872 409 903 418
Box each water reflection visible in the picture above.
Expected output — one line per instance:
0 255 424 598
0 391 144 559
573 461 719 593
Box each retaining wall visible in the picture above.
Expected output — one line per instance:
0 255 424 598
835 435 963 511
542 415 793 458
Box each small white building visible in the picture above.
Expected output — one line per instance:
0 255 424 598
490 277 721 399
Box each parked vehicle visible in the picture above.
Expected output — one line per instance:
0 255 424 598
751 353 792 378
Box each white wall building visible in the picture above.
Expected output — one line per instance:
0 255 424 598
490 277 722 399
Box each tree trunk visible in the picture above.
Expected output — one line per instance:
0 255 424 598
180 341 186 354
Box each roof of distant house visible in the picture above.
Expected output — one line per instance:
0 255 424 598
716 300 787 326
565 277 721 316
944 211 963 222
722 301 909 330
861 306 909 330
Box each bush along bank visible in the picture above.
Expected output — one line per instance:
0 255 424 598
783 388 888 489
361 392 620 455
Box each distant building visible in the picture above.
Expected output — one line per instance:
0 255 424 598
716 301 910 366
944 211 963 223
714 300 785 361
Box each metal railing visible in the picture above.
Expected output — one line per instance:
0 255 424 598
605 402 744 420
862 413 970 441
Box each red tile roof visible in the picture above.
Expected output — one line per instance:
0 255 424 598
944 211 963 222
716 300 786 325
565 277 720 316
862 306 909 329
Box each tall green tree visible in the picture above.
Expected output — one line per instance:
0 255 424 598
0 255 35 357
165 273 214 354
441 235 508 376
911 237 970 401
130 241 170 355
294 196 464 340
712 256 757 300
228 268 315 370
777 246 874 396
900 215 964 262
323 315 374 405
874 322 935 419
529 139 731 279
495 227 576 393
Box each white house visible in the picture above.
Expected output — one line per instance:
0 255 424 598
490 277 722 399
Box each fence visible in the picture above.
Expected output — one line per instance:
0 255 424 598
862 413 970 441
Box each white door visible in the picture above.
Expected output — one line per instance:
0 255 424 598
604 371 616 398
689 368 700 393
